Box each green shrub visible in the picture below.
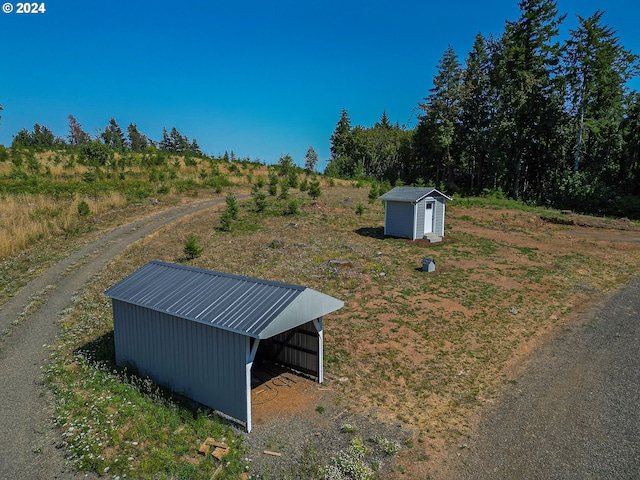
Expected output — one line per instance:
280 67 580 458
308 178 322 199
253 192 267 212
288 170 299 188
183 234 203 259
285 199 299 215
368 184 379 203
225 194 239 219
77 200 90 217
218 211 233 232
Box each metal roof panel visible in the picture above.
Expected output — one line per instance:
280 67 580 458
104 260 342 338
378 186 452 203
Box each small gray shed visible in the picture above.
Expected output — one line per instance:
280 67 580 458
379 186 451 240
104 260 344 432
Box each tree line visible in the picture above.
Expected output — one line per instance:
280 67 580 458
11 115 204 158
7 114 322 173
326 0 640 217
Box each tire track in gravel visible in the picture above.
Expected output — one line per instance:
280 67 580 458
0 196 236 480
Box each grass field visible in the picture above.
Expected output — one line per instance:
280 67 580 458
3 155 640 478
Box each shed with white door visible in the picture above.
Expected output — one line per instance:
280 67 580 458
104 260 344 432
379 187 451 241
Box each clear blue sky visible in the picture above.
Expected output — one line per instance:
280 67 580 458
1 0 638 170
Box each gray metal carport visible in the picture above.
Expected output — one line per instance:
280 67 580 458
104 260 344 431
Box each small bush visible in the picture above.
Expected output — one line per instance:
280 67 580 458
279 182 290 200
183 234 203 259
368 184 379 203
285 199 299 216
356 204 365 215
77 200 90 217
218 211 233 232
225 193 239 219
253 192 267 213
268 172 279 197
288 170 299 188
308 178 322 199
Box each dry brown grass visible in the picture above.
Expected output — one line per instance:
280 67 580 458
0 192 128 259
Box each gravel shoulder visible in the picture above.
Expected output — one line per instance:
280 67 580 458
432 275 640 479
0 197 230 480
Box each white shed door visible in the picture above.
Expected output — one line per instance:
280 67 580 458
424 202 434 234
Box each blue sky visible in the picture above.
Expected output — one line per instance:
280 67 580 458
1 1 638 170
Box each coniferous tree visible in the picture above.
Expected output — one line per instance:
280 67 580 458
326 108 353 177
170 127 189 153
190 138 202 155
564 10 638 176
127 123 149 151
459 33 495 193
67 115 90 146
621 91 640 195
160 127 173 151
416 45 463 189
493 0 566 200
101 118 126 151
304 146 319 172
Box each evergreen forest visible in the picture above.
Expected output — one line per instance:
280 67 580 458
325 1 640 217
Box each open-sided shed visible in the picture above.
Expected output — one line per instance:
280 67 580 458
104 260 344 431
379 186 452 240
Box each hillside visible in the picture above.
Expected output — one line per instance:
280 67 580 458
2 152 640 478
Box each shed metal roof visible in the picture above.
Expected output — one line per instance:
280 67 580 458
104 260 344 339
378 186 452 203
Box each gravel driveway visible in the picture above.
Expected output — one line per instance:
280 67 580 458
437 275 640 479
0 197 231 480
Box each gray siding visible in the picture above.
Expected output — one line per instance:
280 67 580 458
258 320 320 376
112 300 248 423
416 199 426 238
384 201 415 239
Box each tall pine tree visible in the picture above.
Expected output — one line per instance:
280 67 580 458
493 0 566 200
416 45 463 189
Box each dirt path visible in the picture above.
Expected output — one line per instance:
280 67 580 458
0 197 233 480
433 275 640 479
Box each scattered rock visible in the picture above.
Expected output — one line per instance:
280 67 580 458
342 197 354 204
269 239 285 249
509 306 518 315
328 259 353 268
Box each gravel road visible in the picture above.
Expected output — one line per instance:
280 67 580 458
0 197 230 480
437 275 640 479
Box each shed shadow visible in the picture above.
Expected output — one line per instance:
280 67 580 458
74 332 219 420
75 330 117 368
354 226 386 240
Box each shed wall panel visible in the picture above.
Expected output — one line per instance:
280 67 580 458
112 300 248 423
260 320 319 376
434 197 445 237
416 199 426 238
384 202 415 239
